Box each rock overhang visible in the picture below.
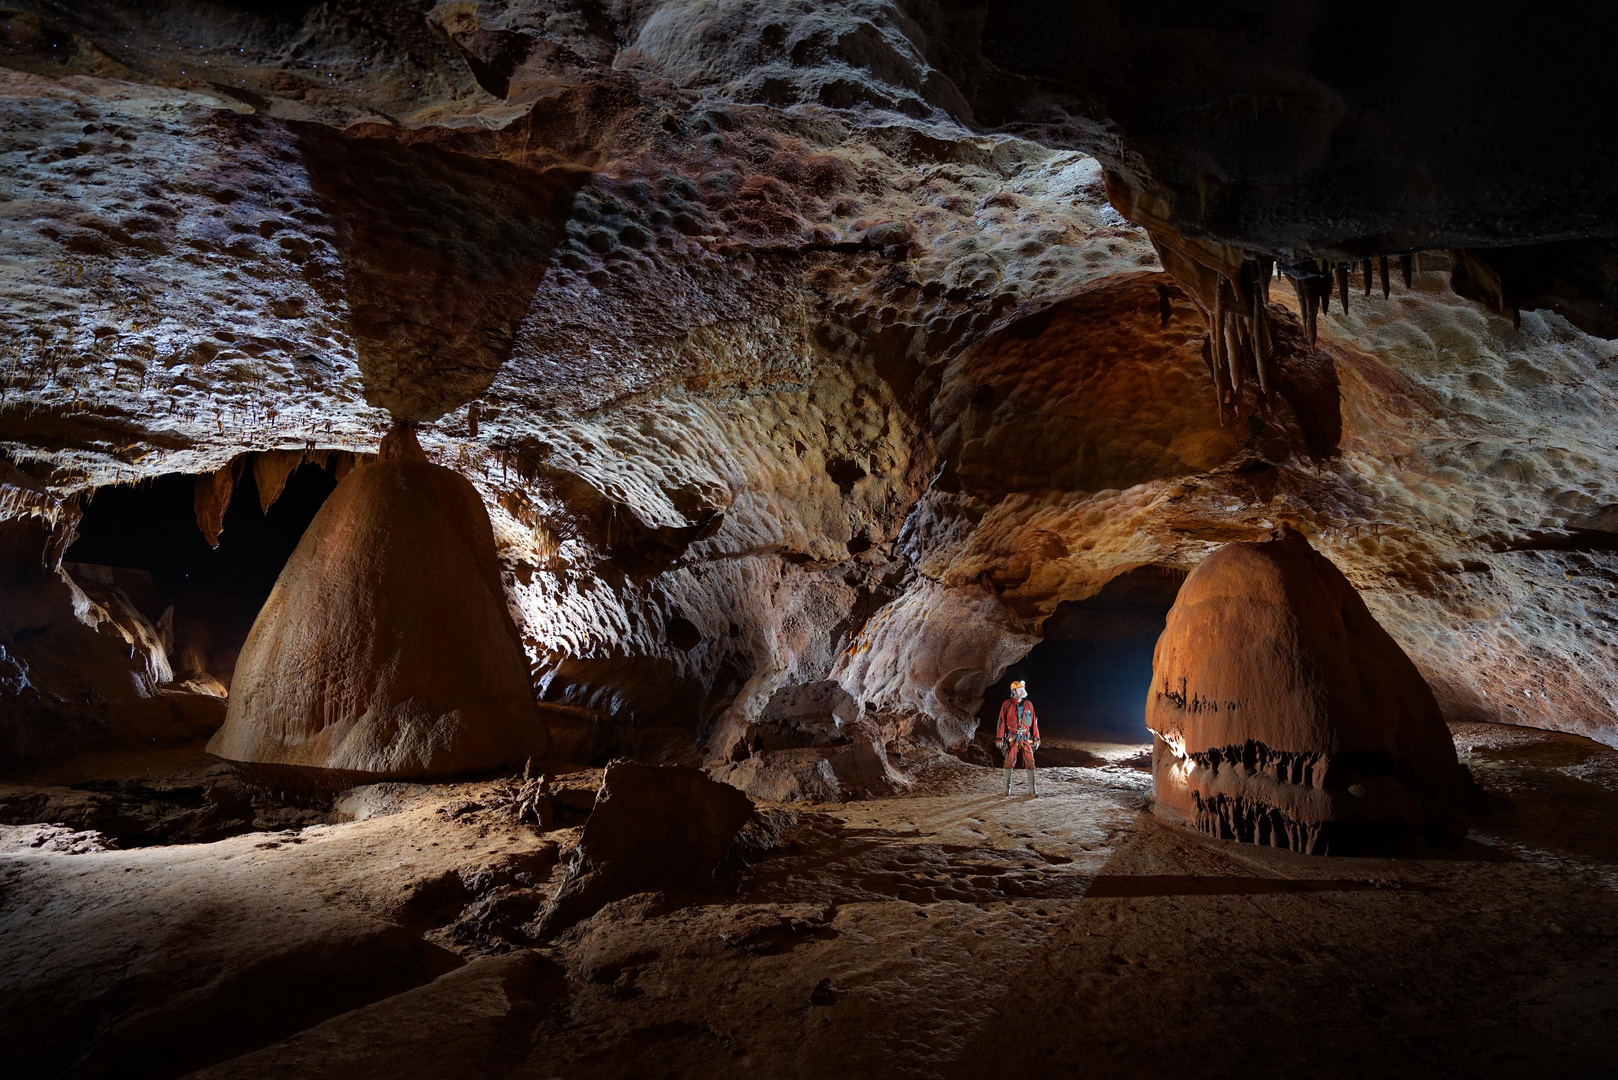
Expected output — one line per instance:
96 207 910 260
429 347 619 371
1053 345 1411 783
0 0 1615 767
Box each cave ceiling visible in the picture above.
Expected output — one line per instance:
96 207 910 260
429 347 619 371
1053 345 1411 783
3 1 1617 752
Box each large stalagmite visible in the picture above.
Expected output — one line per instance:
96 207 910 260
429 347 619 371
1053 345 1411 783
207 426 547 787
1146 527 1468 853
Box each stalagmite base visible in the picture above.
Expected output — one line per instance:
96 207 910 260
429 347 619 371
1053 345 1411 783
207 425 547 790
1146 526 1470 854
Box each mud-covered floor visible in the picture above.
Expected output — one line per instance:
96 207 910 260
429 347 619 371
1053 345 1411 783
2 724 1616 1079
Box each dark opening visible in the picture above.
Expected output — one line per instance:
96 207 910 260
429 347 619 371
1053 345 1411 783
67 463 336 594
63 460 337 691
979 565 1185 744
666 614 703 652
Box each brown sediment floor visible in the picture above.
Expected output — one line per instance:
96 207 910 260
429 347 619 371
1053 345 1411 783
2 722 1615 1078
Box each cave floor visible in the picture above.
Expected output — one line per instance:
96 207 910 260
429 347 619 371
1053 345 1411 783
3 724 1616 1079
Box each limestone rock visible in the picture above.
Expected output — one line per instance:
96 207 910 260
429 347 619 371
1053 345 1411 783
534 760 755 936
0 460 78 585
1146 526 1468 853
713 738 909 803
753 679 860 750
207 440 548 787
0 562 220 767
3 1 1618 761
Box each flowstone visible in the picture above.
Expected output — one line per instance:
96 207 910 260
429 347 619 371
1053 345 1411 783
208 427 548 788
1146 526 1469 853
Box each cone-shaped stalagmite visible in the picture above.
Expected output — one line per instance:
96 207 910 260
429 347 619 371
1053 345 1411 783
208 424 548 787
1145 526 1468 854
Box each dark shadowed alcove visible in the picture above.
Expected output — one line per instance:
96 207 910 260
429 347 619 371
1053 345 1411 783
64 461 338 692
68 463 336 594
980 566 1186 743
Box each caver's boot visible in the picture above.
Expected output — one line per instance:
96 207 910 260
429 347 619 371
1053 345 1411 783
1029 767 1038 797
1002 768 1012 796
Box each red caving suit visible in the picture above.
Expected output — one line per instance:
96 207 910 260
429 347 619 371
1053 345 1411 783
997 697 1040 769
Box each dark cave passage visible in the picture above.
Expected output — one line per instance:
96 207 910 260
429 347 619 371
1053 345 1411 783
980 566 1185 743
66 462 337 595
63 460 338 692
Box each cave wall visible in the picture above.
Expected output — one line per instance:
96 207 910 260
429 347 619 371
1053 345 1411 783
2 1 1616 758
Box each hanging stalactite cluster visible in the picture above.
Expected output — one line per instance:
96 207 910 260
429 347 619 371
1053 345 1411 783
191 448 366 548
1185 251 1423 425
1283 254 1418 347
1192 255 1277 425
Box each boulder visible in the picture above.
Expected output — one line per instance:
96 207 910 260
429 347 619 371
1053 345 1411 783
533 760 754 936
750 680 860 750
207 427 547 788
712 739 909 803
1146 526 1468 854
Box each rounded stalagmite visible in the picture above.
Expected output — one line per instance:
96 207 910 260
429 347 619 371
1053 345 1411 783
207 426 547 790
1145 525 1468 854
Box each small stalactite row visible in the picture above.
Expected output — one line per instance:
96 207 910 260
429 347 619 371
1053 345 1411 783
1193 252 1426 425
1104 172 1428 422
1283 254 1419 349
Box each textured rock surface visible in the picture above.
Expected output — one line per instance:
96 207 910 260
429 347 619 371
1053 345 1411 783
1147 527 1467 853
5 7 1618 1077
3 731 1616 1077
536 759 755 934
0 465 224 763
0 0 1616 770
207 428 548 785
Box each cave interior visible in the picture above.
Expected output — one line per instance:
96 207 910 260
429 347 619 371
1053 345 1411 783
1 2 1616 1077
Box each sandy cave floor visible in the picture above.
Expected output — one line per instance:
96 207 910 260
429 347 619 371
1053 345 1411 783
1 725 1616 1079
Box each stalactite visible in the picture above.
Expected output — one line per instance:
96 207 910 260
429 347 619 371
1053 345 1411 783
1292 276 1317 346
193 458 243 548
1336 262 1349 314
1201 335 1224 425
252 452 293 514
1222 292 1243 399
1400 253 1414 287
1380 255 1391 299
1235 318 1256 399
1250 281 1270 363
1362 258 1373 296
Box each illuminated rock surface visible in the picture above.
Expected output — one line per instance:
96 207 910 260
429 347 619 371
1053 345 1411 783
0 3 1616 1075
208 426 548 785
2 3 1615 765
1147 527 1468 853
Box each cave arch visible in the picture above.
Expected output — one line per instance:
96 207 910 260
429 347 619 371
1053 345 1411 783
978 565 1186 746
